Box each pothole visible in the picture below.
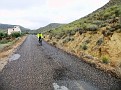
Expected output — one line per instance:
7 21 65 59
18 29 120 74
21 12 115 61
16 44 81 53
53 67 68 81
9 54 21 61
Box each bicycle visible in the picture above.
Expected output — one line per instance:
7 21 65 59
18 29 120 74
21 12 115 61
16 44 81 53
39 39 42 46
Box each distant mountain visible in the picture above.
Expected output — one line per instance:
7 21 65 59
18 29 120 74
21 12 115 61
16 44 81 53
0 23 30 33
36 23 64 33
0 24 14 31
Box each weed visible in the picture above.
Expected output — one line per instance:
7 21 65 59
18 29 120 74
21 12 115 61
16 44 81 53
96 38 104 45
102 56 109 64
81 44 88 50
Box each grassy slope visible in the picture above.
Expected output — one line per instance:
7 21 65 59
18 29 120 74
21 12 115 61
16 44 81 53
45 0 121 76
35 23 64 33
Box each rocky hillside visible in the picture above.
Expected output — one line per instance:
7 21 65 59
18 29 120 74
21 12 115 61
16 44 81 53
44 0 121 77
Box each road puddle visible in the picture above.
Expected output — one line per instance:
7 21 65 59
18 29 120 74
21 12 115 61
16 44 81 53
53 83 69 90
9 54 21 61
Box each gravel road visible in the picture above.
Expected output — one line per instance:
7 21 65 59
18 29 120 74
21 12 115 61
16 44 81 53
0 35 121 90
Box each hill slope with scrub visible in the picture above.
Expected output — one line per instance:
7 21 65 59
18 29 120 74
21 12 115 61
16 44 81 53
44 0 121 77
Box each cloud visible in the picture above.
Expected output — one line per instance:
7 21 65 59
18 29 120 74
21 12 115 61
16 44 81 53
0 0 109 29
0 0 46 10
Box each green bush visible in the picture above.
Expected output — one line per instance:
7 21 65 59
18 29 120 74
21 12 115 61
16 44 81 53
100 23 107 27
70 30 76 35
63 37 71 43
102 56 109 64
86 24 98 31
104 12 111 19
96 38 104 45
11 32 21 38
109 28 116 32
92 20 103 26
81 44 88 50
0 32 8 38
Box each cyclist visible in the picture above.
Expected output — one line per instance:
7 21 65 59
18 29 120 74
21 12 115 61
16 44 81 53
37 33 43 45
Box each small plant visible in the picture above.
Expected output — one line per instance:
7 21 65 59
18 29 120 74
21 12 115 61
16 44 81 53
63 37 71 43
85 39 90 44
86 24 98 31
0 32 8 39
52 42 56 46
96 38 104 45
70 30 76 35
82 44 88 50
102 56 109 64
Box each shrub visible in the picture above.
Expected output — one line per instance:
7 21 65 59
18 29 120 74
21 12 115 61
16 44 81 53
71 38 74 41
102 30 113 37
114 24 121 30
52 42 57 46
0 32 8 38
11 32 21 38
63 37 71 43
81 44 88 50
109 28 116 32
102 56 109 64
83 40 90 44
104 12 110 19
100 23 107 27
70 30 76 35
55 35 61 39
92 20 103 26
79 29 86 35
96 38 104 45
86 24 98 31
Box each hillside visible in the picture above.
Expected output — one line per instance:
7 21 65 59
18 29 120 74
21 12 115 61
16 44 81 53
44 0 121 77
35 23 64 33
0 23 30 33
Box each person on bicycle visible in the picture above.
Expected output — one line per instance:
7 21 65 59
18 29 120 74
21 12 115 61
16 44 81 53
37 33 43 45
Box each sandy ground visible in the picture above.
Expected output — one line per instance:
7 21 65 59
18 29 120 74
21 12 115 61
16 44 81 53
0 35 27 71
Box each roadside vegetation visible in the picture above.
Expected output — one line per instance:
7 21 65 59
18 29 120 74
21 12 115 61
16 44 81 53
44 0 121 77
0 31 24 50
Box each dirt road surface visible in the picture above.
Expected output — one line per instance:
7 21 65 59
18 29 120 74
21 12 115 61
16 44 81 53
0 35 121 90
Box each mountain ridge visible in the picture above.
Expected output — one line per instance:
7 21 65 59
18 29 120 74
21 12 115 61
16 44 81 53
0 23 31 33
35 23 64 33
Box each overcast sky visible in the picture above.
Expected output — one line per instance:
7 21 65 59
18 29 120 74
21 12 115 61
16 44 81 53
0 0 109 29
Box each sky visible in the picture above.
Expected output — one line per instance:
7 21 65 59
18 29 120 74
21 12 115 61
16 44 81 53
0 0 109 29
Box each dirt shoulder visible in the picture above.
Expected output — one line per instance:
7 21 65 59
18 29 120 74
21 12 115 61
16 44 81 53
0 35 27 71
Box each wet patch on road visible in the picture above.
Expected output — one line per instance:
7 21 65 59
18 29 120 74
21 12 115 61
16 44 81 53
53 67 68 81
9 54 21 62
53 67 99 90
